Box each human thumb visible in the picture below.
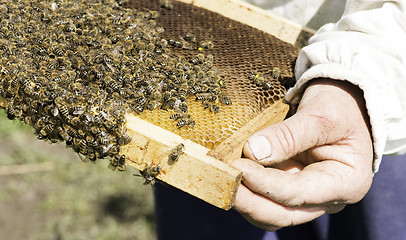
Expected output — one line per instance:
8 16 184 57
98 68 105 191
243 112 335 165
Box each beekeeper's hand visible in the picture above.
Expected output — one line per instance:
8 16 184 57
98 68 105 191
232 79 373 231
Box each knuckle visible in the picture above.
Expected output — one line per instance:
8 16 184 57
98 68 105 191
274 121 296 157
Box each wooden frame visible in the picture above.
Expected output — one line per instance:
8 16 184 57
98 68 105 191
0 0 314 210
119 0 313 210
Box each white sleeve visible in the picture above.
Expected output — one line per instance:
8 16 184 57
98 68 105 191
285 0 406 172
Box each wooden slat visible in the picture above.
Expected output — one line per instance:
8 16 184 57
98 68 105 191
208 99 289 164
177 0 315 47
121 115 242 210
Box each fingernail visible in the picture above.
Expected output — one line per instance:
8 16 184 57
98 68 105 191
246 135 272 161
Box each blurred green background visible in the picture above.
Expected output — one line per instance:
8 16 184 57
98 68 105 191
0 109 156 240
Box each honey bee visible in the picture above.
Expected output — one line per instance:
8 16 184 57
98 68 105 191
38 126 49 139
104 119 116 130
177 117 195 129
117 164 126 171
196 71 205 80
201 62 213 72
57 126 72 142
248 72 258 81
86 150 97 162
106 77 120 92
175 62 184 70
177 56 187 64
150 90 162 101
98 134 110 146
121 73 133 84
203 101 220 113
85 134 95 144
145 81 158 94
44 124 55 135
137 163 161 185
0 0 240 164
220 94 232 105
205 54 214 62
34 117 46 131
109 154 120 166
70 116 81 126
198 41 208 49
262 80 273 90
177 101 188 113
158 39 168 48
133 94 147 106
46 59 58 70
9 76 21 90
170 113 182 120
6 102 15 120
169 143 184 162
63 124 77 138
13 106 23 119
72 105 85 116
178 83 188 97
183 63 192 71
195 93 212 101
271 67 281 79
116 155 127 171
119 132 132 146
188 87 197 96
55 99 70 120
253 73 265 87
24 116 33 125
108 158 118 171
145 100 160 110
162 96 175 109
25 20 37 34
107 145 120 157
52 45 65 57
184 33 196 42
77 129 86 138
74 139 87 156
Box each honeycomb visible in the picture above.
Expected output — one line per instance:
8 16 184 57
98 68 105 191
0 0 299 171
127 0 299 149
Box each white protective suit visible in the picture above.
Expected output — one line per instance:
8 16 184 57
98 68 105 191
243 0 406 172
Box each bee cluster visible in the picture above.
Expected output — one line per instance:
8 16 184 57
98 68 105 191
0 0 230 170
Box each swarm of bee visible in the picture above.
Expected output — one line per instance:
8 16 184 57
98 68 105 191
0 0 230 171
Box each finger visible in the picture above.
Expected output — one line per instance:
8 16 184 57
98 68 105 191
270 157 304 174
232 157 372 207
242 111 341 165
233 184 329 231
